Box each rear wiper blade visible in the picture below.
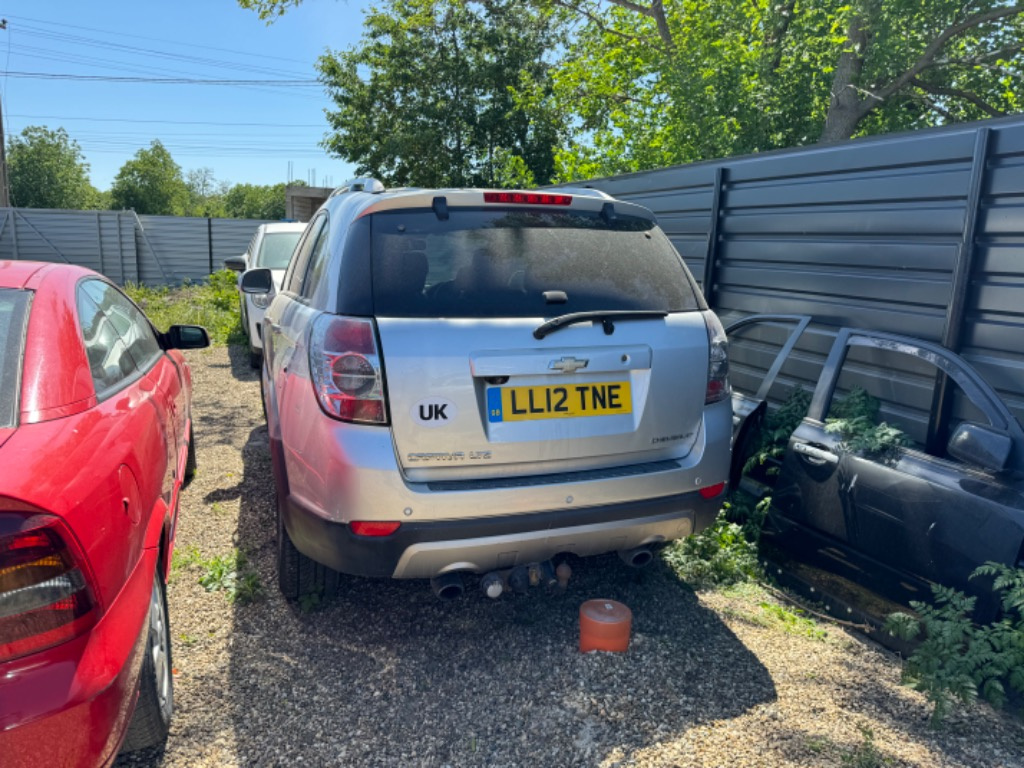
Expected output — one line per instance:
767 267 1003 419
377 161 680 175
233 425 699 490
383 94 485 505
533 310 669 340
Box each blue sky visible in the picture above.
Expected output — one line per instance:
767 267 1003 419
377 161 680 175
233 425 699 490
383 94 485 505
0 0 366 190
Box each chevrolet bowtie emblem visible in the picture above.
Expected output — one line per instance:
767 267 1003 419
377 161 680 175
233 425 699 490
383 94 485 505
549 356 589 373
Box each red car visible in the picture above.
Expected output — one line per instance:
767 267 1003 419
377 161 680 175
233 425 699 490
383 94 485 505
0 261 208 766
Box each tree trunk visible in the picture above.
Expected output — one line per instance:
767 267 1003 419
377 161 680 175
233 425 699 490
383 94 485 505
820 12 871 142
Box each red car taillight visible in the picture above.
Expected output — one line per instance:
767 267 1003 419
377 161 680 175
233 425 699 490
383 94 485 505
704 312 731 404
0 511 97 663
309 314 389 425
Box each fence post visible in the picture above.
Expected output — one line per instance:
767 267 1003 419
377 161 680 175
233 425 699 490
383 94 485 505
701 166 725 307
926 126 990 453
208 217 214 276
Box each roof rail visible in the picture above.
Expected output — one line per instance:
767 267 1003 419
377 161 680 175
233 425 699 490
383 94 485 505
554 186 614 200
331 178 386 197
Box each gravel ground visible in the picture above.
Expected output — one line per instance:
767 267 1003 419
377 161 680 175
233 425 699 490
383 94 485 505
116 344 1024 768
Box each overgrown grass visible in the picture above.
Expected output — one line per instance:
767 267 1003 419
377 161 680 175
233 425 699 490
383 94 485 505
125 269 246 346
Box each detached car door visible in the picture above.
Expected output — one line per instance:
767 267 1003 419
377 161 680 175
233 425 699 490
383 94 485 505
774 328 1024 613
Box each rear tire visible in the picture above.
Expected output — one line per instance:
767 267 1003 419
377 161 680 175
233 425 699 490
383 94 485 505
121 572 173 753
276 494 339 602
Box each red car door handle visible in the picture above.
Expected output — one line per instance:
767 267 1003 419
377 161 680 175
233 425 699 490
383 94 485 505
792 442 839 466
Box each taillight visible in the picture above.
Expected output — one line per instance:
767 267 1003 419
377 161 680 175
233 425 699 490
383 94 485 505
704 312 730 404
483 192 572 206
349 521 401 537
309 314 388 425
0 511 97 663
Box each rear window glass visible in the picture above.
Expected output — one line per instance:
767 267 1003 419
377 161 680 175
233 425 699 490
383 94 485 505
370 208 700 318
256 231 303 269
0 289 31 428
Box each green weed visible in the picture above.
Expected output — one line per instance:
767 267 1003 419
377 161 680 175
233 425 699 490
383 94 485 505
195 549 263 605
839 725 892 768
124 268 246 346
759 602 828 641
825 387 908 464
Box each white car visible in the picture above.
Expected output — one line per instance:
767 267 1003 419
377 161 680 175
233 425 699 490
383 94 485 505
226 222 306 368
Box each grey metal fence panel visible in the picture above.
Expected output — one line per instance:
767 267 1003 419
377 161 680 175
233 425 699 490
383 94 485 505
0 209 141 283
135 215 212 284
561 114 1024 428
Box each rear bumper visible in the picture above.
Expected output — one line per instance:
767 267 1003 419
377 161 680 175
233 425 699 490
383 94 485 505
283 487 723 578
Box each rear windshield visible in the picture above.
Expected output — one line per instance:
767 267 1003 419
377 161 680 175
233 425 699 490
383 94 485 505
370 208 701 318
0 289 31 428
255 231 303 269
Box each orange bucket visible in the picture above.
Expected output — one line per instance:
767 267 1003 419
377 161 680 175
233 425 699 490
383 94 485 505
579 599 632 653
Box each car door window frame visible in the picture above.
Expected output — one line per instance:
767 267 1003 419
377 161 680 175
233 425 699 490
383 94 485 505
807 328 1023 470
283 215 326 297
77 278 164 402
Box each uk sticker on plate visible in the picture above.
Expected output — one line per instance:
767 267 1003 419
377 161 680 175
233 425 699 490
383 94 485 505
487 382 632 423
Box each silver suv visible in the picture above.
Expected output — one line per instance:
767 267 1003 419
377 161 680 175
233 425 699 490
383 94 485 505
242 181 732 600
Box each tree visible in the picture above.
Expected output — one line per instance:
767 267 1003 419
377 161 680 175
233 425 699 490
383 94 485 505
110 140 189 215
224 182 288 219
549 0 1024 178
314 0 567 187
184 167 229 217
7 126 99 209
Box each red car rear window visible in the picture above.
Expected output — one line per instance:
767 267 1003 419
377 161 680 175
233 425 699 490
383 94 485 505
0 289 31 429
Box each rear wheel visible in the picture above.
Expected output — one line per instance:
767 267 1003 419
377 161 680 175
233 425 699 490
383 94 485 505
249 342 262 370
121 572 173 753
276 494 339 602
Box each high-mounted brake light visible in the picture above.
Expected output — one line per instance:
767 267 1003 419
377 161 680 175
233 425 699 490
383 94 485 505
349 521 401 537
309 315 388 425
483 192 572 206
704 312 731 405
0 510 98 663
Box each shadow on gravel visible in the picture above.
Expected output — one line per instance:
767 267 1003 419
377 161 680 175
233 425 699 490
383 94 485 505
209 425 778 767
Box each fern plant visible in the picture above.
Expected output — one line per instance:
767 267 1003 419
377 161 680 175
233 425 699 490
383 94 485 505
885 562 1024 725
825 386 908 464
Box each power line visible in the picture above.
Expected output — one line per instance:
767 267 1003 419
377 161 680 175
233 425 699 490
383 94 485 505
3 71 320 85
8 113 325 127
4 14 310 66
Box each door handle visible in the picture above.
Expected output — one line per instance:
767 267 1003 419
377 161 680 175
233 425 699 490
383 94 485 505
792 442 839 466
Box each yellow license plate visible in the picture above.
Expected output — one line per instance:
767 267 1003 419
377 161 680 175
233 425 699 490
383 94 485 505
487 382 632 423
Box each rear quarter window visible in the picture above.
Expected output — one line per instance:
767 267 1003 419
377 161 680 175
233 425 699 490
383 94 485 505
370 208 701 318
0 289 31 428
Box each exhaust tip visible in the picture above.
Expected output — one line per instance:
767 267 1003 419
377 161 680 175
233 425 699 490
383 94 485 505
618 546 654 569
431 572 465 600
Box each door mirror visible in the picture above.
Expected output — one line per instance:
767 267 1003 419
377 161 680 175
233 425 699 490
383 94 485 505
224 255 247 272
947 422 1012 471
241 268 274 294
164 324 211 350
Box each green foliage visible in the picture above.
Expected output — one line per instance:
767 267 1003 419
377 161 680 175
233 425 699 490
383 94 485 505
7 126 100 210
742 388 812 476
197 549 263 605
661 494 769 588
759 602 829 641
110 140 189 215
825 387 908 464
124 269 245 346
224 182 290 220
316 0 567 188
885 563 1024 725
839 724 892 768
184 167 229 217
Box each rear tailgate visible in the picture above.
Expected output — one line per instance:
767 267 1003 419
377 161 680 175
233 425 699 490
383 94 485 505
379 314 709 482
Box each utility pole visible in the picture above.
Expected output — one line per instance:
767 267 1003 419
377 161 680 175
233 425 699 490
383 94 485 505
0 19 9 208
